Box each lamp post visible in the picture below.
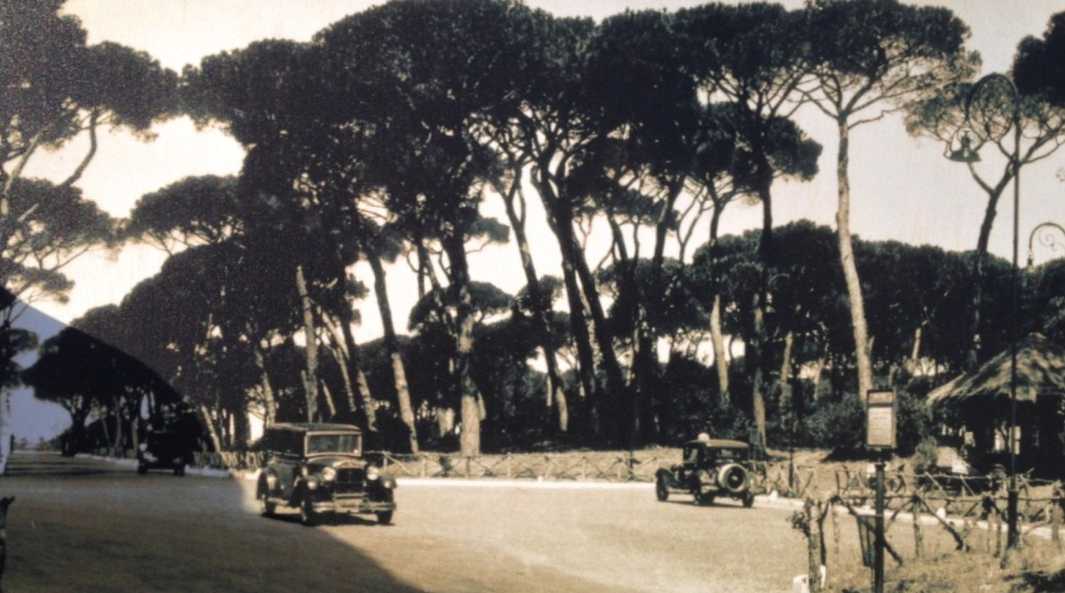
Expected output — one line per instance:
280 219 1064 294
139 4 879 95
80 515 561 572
948 72 1022 550
1027 222 1065 268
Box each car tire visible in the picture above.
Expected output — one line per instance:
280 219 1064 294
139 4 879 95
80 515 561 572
137 464 148 475
377 511 393 525
173 464 186 477
742 492 755 508
655 476 669 502
259 490 276 517
299 498 317 527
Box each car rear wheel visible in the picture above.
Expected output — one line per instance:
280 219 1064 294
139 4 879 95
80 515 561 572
137 464 148 475
377 511 393 525
299 498 317 527
742 492 755 508
173 464 186 477
655 476 669 502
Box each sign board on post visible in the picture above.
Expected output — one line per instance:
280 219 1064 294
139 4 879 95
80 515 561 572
866 390 896 451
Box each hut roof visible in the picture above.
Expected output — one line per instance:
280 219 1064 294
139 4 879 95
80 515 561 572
928 334 1065 406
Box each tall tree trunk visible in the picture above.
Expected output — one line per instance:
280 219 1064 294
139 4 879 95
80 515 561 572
320 381 338 420
707 207 730 405
367 252 419 452
336 310 378 433
710 297 730 404
749 295 768 450
442 234 481 456
635 182 683 444
112 398 124 457
560 209 627 447
129 395 141 458
199 404 225 454
325 327 359 419
99 403 111 452
835 121 874 403
295 264 320 422
907 325 924 376
779 330 795 427
0 390 9 473
499 182 568 433
968 187 1005 369
748 180 775 451
250 338 277 426
540 205 598 434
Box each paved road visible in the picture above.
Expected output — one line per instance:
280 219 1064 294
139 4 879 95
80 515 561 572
0 451 815 593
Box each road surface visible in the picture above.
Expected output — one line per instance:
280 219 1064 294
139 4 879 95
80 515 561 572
1 451 815 593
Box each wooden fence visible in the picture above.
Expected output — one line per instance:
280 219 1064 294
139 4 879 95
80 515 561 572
789 467 1065 593
372 451 672 482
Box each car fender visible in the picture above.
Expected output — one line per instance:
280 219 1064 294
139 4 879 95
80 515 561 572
259 470 280 497
289 478 314 506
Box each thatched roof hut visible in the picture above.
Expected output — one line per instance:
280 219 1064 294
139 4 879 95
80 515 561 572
928 334 1065 406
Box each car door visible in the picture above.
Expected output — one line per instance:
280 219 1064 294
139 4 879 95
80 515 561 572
269 431 301 499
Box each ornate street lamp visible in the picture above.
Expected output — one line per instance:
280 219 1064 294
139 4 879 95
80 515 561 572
1027 222 1065 268
948 72 1022 550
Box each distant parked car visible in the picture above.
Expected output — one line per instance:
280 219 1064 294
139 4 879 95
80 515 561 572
137 430 193 476
655 434 756 508
255 423 397 526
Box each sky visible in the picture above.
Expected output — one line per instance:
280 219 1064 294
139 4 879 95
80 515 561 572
13 0 1065 441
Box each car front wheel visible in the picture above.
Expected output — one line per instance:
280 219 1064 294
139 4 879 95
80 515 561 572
655 476 669 502
137 464 148 475
377 511 393 525
173 464 186 477
259 491 276 517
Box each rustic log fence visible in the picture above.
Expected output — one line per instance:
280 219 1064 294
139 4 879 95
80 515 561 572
787 467 1065 593
371 451 671 482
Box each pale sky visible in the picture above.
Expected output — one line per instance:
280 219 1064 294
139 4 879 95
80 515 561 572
14 0 1065 439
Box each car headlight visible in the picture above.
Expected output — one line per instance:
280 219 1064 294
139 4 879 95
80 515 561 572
306 478 318 490
138 443 148 452
321 466 336 482
366 466 380 481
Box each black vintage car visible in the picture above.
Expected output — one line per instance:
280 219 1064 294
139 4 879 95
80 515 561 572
137 430 194 476
655 435 756 508
255 423 397 526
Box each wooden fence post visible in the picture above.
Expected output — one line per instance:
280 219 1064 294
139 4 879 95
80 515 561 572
806 500 822 593
1051 492 1062 550
911 497 923 560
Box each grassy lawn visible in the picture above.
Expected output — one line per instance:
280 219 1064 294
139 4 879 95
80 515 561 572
824 542 1065 593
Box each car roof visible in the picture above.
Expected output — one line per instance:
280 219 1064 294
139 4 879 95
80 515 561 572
684 438 750 449
268 422 362 434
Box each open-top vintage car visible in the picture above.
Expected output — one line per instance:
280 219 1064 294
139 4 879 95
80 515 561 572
255 423 396 526
655 434 756 508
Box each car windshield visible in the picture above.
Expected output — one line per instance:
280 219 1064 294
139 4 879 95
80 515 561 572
714 448 746 461
306 433 360 454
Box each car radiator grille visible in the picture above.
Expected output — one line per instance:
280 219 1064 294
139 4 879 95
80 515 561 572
333 468 365 493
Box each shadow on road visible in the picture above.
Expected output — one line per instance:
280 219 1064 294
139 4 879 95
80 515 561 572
0 451 426 593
